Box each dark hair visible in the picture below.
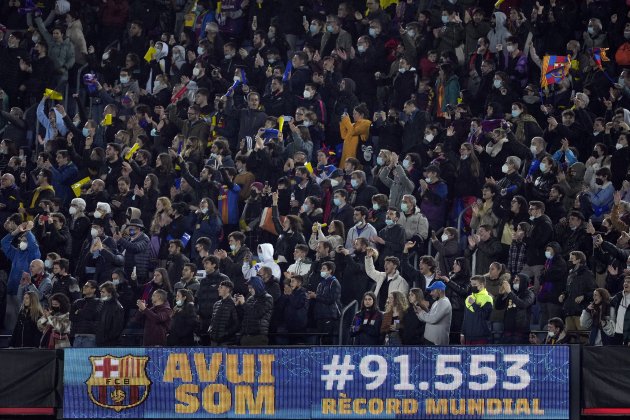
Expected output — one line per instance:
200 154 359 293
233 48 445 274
50 293 70 313
360 291 379 311
321 261 336 272
195 237 211 250
203 255 220 267
100 281 118 298
548 317 565 331
183 262 197 272
384 256 400 267
53 258 70 273
220 280 234 290
228 231 245 243
354 206 369 218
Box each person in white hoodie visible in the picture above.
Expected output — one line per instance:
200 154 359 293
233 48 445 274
487 11 511 53
242 243 281 280
365 248 408 311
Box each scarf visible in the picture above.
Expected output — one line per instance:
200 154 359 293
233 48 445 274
30 185 55 208
515 114 538 143
485 138 508 157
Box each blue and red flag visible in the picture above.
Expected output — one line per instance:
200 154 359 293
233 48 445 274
540 55 571 89
592 47 610 70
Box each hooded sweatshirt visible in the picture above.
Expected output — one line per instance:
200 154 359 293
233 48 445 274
487 12 511 53
242 243 281 280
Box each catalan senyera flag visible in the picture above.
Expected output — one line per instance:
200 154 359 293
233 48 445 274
541 55 571 89
592 47 610 70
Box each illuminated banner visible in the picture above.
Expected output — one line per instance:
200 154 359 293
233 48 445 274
63 346 569 419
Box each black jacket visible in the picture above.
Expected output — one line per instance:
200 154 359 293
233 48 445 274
523 215 553 266
401 306 425 345
336 252 373 306
537 252 568 303
562 264 596 316
196 271 229 322
278 287 309 332
167 303 198 346
350 308 383 345
219 247 250 296
313 276 342 320
51 274 81 303
495 276 535 334
10 309 42 347
70 297 102 335
96 298 125 346
209 296 240 344
351 183 379 209
239 293 274 335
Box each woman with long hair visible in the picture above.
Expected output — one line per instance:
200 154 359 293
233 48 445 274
167 289 199 346
581 288 616 346
403 288 426 345
155 152 176 196
350 291 383 345
380 291 409 345
191 197 222 257
37 293 71 349
453 142 484 228
271 192 306 267
440 256 472 341
339 103 371 166
150 196 173 267
140 268 174 308
308 219 345 257
136 174 161 229
10 291 43 347
181 136 205 172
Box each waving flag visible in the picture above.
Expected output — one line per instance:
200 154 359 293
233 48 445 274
540 55 571 89
592 48 610 70
282 60 293 82
225 68 247 96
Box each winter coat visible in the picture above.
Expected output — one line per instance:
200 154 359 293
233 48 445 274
196 271 230 322
117 233 151 282
562 265 596 317
313 275 342 320
219 246 250 296
70 297 102 335
35 17 75 81
279 287 309 333
417 296 452 345
580 306 615 346
1 232 41 295
538 250 568 303
431 238 461 275
75 235 124 285
465 236 503 275
239 293 274 335
495 276 535 334
209 297 240 344
398 207 429 241
461 288 493 340
401 306 425 345
350 308 383 345
523 215 553 266
167 303 198 346
138 302 173 346
339 115 370 167
336 252 373 306
10 309 42 347
365 257 409 303
487 12 511 53
379 165 415 211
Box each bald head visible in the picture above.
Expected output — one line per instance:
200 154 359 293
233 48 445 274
30 259 45 275
1 173 15 187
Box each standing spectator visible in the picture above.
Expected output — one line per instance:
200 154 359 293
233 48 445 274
307 261 342 344
560 251 596 334
522 200 553 288
70 280 102 347
33 17 76 83
465 225 503 275
380 291 408 346
114 218 151 284
339 104 371 167
136 289 173 346
415 281 452 345
96 281 125 347
38 293 71 349
495 273 535 344
208 280 240 346
196 256 230 334
580 288 616 346
173 263 200 297
236 276 274 346
460 275 493 345
9 291 43 348
537 242 568 329
611 278 630 345
365 249 409 310
18 259 52 309
167 289 198 346
50 258 81 303
2 220 40 333
350 291 382 345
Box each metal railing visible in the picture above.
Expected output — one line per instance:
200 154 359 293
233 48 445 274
338 300 358 345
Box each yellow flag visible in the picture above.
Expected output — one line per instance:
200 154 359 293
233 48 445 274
71 177 92 197
216 1 221 12
278 116 285 132
44 88 63 101
494 0 506 7
144 46 157 62
101 113 113 126
125 143 141 160
304 162 313 174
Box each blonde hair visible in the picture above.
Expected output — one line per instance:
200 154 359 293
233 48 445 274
150 197 172 234
23 291 44 323
385 291 409 314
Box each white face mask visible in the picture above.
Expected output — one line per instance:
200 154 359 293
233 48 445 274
192 68 201 77
45 259 53 269
330 179 340 187
547 331 556 338
197 47 205 55
112 279 120 286
441 233 449 241
93 211 102 219
101 296 111 301
513 282 520 291
424 133 434 142
616 143 624 150
539 162 548 172
233 76 241 82
502 164 509 174
19 242 27 251
303 90 312 99
69 207 77 215
530 145 538 154
176 300 183 307
90 228 99 238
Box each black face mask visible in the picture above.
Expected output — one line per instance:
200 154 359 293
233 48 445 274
51 307 60 313
471 286 479 293
592 150 599 158
387 116 397 123
595 178 604 186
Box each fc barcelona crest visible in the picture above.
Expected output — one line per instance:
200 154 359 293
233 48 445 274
85 355 151 412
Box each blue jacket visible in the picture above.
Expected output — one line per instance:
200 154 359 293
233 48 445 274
36 99 67 141
1 232 41 295
314 275 342 320
50 162 79 205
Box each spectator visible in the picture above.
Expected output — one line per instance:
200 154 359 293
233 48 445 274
69 280 102 347
461 275 493 345
18 259 52 309
580 288 615 346
167 289 198 346
308 261 342 344
136 289 173 347
560 251 596 334
365 249 408 310
37 293 71 349
96 281 125 347
9 291 44 348
380 291 408 346
415 281 452 345
495 273 535 344
350 291 382 345
208 279 240 346
236 276 274 346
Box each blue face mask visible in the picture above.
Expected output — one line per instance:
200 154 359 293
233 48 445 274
376 157 384 166
129 228 136 236
350 179 359 188
82 127 90 137
385 219 394 226
333 198 341 207
320 271 329 278
441 16 449 24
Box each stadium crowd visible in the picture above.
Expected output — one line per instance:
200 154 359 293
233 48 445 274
1 0 630 349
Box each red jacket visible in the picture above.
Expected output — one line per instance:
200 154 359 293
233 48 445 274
138 303 173 346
